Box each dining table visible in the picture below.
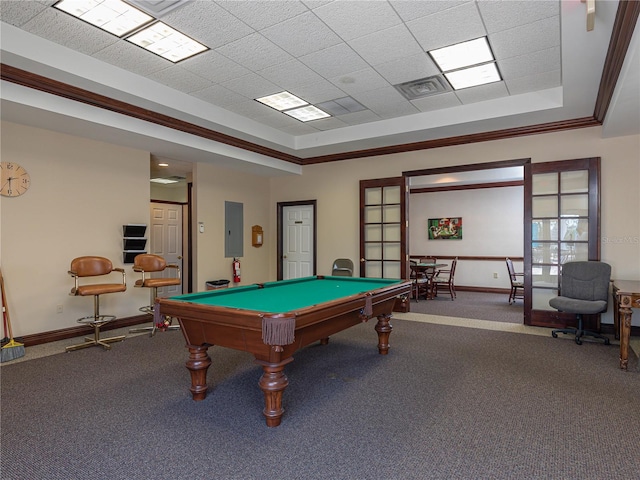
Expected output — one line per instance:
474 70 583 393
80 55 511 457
410 262 448 301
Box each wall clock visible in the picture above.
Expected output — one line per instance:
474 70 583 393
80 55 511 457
1 162 31 197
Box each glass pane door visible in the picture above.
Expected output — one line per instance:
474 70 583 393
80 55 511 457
527 158 600 327
360 177 408 279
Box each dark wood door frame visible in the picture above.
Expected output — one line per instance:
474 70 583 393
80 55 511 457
403 158 531 322
276 200 317 280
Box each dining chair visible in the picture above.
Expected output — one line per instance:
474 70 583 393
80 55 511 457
410 260 429 301
431 257 458 300
505 258 524 304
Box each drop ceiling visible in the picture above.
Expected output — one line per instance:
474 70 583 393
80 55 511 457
1 1 638 177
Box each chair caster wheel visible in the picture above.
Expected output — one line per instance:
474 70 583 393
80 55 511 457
552 332 558 338
575 337 582 345
604 338 610 345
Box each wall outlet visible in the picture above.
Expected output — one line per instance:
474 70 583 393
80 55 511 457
56 304 63 314
493 272 498 279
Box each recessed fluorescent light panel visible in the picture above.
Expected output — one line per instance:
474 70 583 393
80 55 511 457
127 21 208 62
445 63 501 90
429 37 501 90
430 37 494 72
256 91 331 122
54 0 154 37
150 178 178 184
255 92 309 111
284 105 331 122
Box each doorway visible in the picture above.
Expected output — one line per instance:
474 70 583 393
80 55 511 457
403 158 529 321
277 200 317 280
149 202 185 296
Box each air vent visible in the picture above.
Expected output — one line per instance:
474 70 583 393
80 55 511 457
394 75 451 100
127 0 191 17
316 97 367 116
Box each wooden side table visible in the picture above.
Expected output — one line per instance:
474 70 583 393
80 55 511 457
612 280 640 370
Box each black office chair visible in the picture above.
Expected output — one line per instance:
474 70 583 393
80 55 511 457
549 261 611 345
332 258 354 277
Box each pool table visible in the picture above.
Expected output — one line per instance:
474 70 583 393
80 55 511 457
158 276 411 427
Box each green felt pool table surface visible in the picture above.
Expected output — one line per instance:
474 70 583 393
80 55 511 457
168 276 403 313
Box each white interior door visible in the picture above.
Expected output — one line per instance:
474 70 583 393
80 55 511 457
150 202 183 296
282 205 314 279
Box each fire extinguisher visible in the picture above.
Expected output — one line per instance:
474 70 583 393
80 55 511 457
232 258 241 283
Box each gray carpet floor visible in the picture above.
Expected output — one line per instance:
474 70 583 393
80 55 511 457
2 315 639 480
410 290 523 323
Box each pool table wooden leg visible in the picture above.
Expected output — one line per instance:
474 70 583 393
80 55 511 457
186 345 212 401
256 357 294 427
374 313 392 355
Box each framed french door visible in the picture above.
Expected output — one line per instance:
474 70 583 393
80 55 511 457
526 157 601 328
359 177 409 279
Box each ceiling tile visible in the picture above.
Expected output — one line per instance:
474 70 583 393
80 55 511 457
477 0 559 34
224 99 278 118
505 70 561 96
498 47 561 79
454 81 509 104
490 16 560 60
352 86 418 117
299 43 369 79
411 92 462 112
289 79 349 104
329 68 390 96
216 0 309 30
258 59 326 92
221 72 281 98
162 1 254 49
261 11 342 57
278 122 319 135
215 33 294 71
148 66 212 93
407 2 486 52
312 1 402 41
180 50 251 84
0 0 49 26
190 84 249 107
349 24 424 66
307 116 348 131
390 0 470 22
375 52 440 85
252 109 304 129
338 109 381 126
93 41 170 77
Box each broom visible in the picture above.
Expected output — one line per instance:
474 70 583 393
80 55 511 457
1 268 25 362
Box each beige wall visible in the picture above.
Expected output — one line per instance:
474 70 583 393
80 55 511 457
2 120 638 338
410 186 524 289
192 161 271 291
270 127 640 325
1 121 150 337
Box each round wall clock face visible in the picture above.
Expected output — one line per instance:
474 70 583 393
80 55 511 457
1 162 31 197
